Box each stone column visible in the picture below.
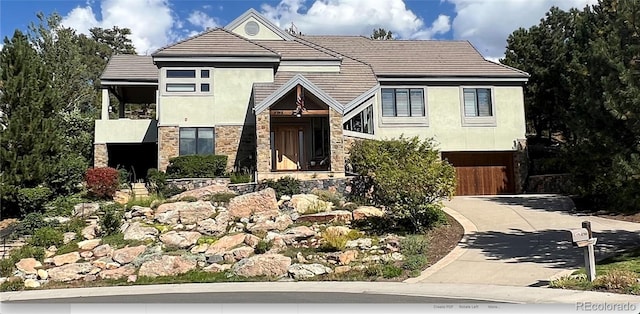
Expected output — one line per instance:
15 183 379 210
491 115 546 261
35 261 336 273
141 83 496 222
158 126 179 172
93 143 108 168
215 125 256 172
329 108 345 174
513 138 529 194
256 111 271 174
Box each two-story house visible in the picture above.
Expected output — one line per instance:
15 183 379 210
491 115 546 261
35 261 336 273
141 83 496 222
94 9 529 195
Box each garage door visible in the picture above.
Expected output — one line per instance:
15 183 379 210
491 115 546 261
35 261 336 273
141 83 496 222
441 152 515 195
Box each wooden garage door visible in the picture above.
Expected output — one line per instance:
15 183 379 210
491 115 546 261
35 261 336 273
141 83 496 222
442 152 515 195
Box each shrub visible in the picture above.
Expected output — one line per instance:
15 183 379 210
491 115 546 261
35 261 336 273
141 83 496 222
382 264 404 278
101 204 123 236
117 167 131 186
45 194 88 217
0 259 14 277
347 137 456 232
85 167 120 199
147 168 167 194
321 228 349 251
12 212 58 238
254 240 273 254
312 189 344 207
16 186 52 215
59 217 87 235
209 192 237 204
593 269 639 291
230 172 252 184
166 155 228 178
29 227 64 247
402 255 428 271
263 176 301 199
400 235 429 256
47 154 87 196
9 245 45 263
0 280 24 292
303 200 329 215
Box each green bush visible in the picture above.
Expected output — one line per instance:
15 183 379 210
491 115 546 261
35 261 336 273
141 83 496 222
59 217 87 235
400 235 429 256
12 212 58 238
320 228 349 251
209 192 237 204
16 187 52 215
312 189 344 206
29 227 63 247
254 240 273 254
45 194 88 217
402 255 428 271
230 172 252 184
9 245 45 263
117 167 131 186
0 280 24 292
0 258 14 277
347 137 456 232
147 168 167 194
101 204 124 236
263 176 301 198
166 155 228 178
47 154 87 196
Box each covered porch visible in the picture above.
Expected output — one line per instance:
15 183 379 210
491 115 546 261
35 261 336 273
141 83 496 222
254 77 345 180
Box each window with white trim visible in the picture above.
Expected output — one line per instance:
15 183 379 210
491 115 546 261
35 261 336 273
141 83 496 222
460 87 496 127
179 127 215 155
344 105 374 134
163 68 212 94
381 88 425 117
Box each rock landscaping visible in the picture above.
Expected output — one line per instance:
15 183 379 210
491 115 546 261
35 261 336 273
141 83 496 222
0 185 461 291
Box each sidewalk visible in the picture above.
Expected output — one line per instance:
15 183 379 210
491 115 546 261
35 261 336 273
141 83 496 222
410 195 640 286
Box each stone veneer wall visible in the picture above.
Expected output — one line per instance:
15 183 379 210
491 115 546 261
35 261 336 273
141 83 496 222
256 111 271 173
166 178 230 190
526 174 572 194
329 108 345 173
228 177 352 196
215 125 256 172
93 143 108 168
513 138 529 194
158 126 179 172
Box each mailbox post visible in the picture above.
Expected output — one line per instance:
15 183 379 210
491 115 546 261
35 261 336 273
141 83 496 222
569 221 597 282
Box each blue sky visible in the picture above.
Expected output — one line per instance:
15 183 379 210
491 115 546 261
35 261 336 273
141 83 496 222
1 0 598 59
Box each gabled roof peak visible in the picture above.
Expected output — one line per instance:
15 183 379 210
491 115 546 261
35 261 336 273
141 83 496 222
224 8 294 41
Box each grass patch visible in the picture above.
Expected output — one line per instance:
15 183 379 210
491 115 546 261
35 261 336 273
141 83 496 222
0 280 25 292
281 247 318 259
126 194 164 209
56 240 81 255
209 192 237 204
101 233 147 249
196 236 218 245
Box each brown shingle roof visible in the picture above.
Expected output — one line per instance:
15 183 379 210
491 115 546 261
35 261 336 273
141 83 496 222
153 28 279 57
101 55 158 82
300 35 528 78
254 56 378 105
257 40 339 60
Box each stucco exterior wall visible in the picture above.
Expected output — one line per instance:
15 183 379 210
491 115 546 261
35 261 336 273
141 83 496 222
230 16 285 40
376 86 526 152
95 119 157 143
159 67 272 126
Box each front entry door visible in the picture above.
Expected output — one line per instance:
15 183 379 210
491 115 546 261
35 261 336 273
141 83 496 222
274 126 301 170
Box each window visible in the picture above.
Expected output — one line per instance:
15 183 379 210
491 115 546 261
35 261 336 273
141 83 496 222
163 68 212 94
463 88 493 117
381 88 425 117
167 70 196 78
344 105 374 134
179 127 214 155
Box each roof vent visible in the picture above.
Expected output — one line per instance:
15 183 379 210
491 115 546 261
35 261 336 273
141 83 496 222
245 21 260 36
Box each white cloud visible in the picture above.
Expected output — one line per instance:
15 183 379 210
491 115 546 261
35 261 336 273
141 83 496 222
446 0 598 59
61 0 177 54
260 0 450 39
187 10 219 30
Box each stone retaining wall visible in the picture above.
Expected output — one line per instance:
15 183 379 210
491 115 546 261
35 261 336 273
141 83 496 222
167 178 230 191
167 177 352 196
526 174 573 194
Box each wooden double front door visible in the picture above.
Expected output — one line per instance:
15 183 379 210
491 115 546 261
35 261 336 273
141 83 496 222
273 126 302 170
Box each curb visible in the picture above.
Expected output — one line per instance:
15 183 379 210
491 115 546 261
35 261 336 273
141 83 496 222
403 206 478 283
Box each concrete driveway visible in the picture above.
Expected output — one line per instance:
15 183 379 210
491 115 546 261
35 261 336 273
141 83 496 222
412 195 640 286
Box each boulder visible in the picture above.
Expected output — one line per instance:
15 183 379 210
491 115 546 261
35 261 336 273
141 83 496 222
275 226 317 244
127 275 137 283
81 225 98 240
338 250 359 265
170 184 233 201
204 233 248 255
63 232 77 244
37 269 48 280
248 214 293 233
196 212 229 237
296 210 352 224
47 262 93 282
227 188 279 218
91 257 115 269
77 239 102 251
92 244 113 258
223 246 254 262
123 222 159 241
15 258 42 275
23 278 40 288
334 265 352 274
159 231 201 249
243 234 261 247
73 203 99 217
52 252 81 267
138 255 197 278
288 263 333 279
346 238 373 250
155 201 216 225
190 243 209 254
80 251 94 259
352 206 384 220
112 245 147 265
98 265 136 280
130 206 154 218
290 194 331 214
232 254 291 278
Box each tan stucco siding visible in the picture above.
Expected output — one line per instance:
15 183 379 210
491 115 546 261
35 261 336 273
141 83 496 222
375 86 526 151
158 68 273 126
231 17 284 40
94 119 157 143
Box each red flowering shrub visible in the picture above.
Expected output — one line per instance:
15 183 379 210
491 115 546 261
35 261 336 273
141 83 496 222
85 167 119 199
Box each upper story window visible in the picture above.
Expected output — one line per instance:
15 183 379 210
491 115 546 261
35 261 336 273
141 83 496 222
381 88 425 117
163 68 212 95
344 105 374 134
461 87 496 127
